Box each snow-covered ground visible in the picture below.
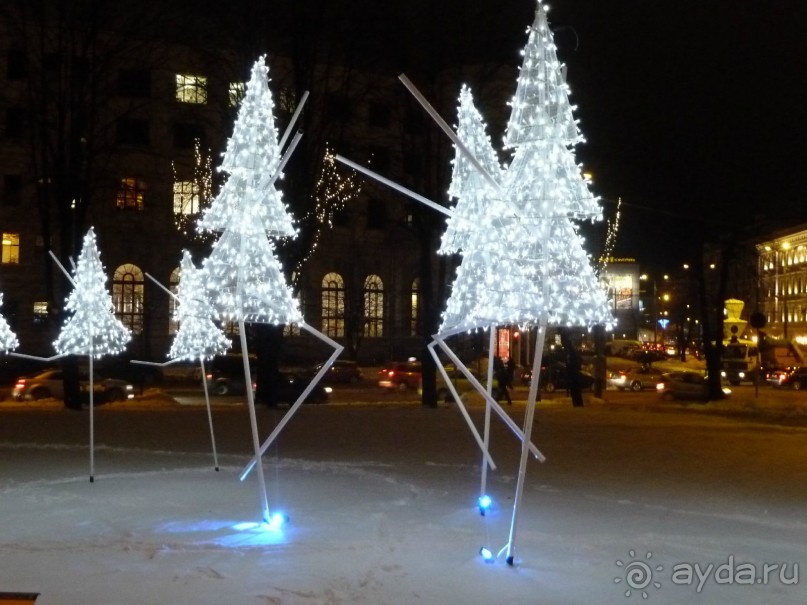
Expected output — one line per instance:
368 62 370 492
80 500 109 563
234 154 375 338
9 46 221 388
1 390 806 604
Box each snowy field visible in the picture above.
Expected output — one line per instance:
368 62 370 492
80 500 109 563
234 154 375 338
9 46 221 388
1 392 806 604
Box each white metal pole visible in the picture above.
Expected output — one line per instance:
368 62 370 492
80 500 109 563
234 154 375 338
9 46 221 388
199 357 219 471
334 155 452 217
240 323 343 480
238 319 270 522
88 345 95 483
480 325 497 500
503 316 547 565
398 74 501 193
425 340 496 471
278 90 309 152
434 338 545 461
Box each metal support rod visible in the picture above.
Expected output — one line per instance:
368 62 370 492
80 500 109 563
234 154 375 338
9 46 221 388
240 323 344 480
426 340 497 471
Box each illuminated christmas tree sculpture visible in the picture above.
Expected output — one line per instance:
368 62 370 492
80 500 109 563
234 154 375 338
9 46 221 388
439 85 504 256
0 292 19 352
55 227 132 482
198 56 342 524
169 251 230 470
337 2 613 566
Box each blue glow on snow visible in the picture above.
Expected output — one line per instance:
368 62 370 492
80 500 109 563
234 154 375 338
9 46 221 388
477 495 492 511
479 547 494 563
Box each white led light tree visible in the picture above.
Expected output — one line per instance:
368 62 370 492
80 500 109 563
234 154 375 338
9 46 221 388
54 227 131 482
439 85 504 256
168 251 231 362
0 292 19 352
198 56 342 523
132 252 230 470
338 2 613 567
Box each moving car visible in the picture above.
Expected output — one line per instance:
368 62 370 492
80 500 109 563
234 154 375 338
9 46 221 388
608 365 665 391
11 368 134 403
656 371 731 401
766 366 807 390
521 362 594 392
306 360 363 384
378 361 422 391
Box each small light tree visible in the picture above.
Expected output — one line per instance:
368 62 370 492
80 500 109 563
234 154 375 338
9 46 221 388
0 292 19 352
54 227 131 482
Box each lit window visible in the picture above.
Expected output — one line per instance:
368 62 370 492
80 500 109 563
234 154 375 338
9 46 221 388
33 301 48 324
116 178 146 210
173 180 200 216
228 82 245 107
113 264 144 335
168 266 180 335
1 232 20 264
410 278 420 336
363 274 383 338
175 74 207 104
321 272 344 338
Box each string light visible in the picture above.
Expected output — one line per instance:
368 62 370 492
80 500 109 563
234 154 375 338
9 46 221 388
53 228 131 357
295 146 364 274
173 139 215 242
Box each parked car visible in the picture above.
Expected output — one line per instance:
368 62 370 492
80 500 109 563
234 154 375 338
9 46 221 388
378 361 422 391
656 371 731 401
306 360 363 384
521 362 594 392
204 355 331 403
608 365 665 391
11 368 134 403
205 355 256 395
419 365 503 403
767 366 807 390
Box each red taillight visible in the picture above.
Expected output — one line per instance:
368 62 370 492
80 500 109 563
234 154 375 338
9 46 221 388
14 379 26 389
387 370 395 377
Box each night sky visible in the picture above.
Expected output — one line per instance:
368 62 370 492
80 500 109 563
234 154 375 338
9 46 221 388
523 1 807 268
188 0 806 270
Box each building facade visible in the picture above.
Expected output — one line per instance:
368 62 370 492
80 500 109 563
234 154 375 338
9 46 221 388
0 7 513 365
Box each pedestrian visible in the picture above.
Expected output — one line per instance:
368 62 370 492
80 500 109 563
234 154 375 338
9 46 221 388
494 356 513 405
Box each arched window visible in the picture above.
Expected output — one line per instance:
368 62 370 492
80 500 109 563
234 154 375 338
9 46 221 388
410 278 420 336
321 272 344 337
168 266 181 335
363 274 383 337
113 263 144 335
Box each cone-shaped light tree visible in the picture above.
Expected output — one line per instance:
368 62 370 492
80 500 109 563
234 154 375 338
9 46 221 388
197 56 342 523
0 292 19 352
439 85 505 256
168 251 230 362
53 227 132 482
166 250 230 471
54 228 131 357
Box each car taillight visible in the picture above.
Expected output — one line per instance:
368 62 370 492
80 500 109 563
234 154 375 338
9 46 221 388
14 379 26 389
